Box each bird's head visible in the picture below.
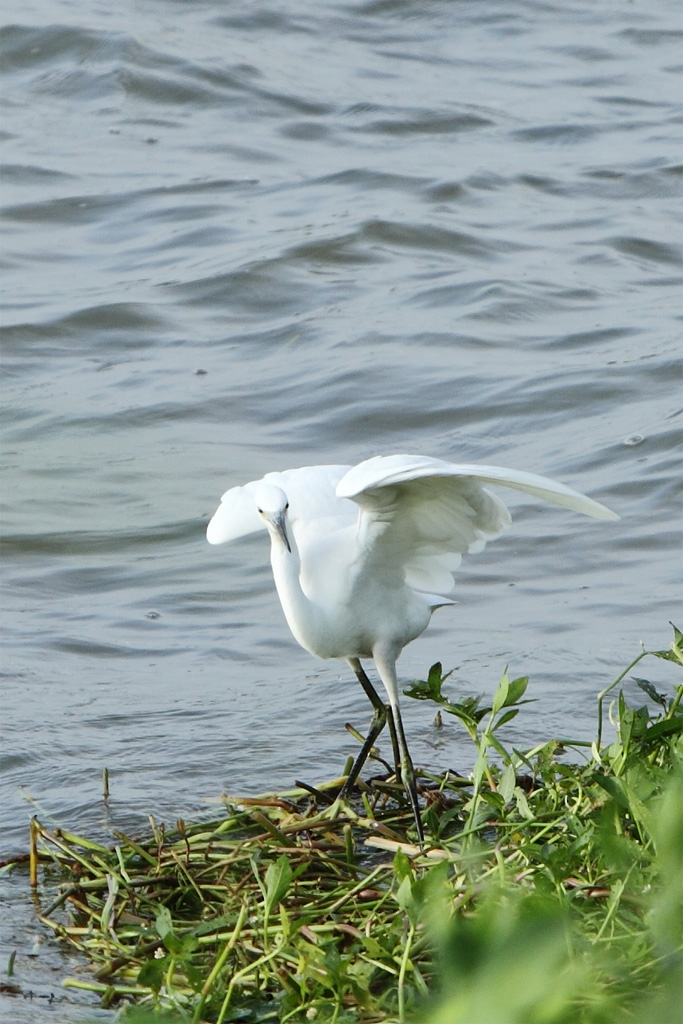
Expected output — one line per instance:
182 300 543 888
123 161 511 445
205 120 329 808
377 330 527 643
253 483 291 552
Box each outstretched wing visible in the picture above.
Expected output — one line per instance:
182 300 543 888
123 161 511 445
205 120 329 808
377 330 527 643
337 454 618 600
206 464 351 545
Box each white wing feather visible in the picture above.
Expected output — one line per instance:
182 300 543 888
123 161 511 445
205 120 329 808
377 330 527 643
338 455 618 519
336 454 617 600
206 464 351 545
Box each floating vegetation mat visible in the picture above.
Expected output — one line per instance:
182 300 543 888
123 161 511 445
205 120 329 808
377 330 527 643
28 788 440 1023
4 629 683 1024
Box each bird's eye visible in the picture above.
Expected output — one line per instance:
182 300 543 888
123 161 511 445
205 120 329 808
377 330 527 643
285 502 289 510
256 507 263 514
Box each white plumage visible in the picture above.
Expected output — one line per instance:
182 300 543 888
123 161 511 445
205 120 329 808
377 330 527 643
207 453 617 842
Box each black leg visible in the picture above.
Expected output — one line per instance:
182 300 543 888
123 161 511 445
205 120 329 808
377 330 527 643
343 658 424 846
391 700 424 846
385 703 402 780
341 659 390 796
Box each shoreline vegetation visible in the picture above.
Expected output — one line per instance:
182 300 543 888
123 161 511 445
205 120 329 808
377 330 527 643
3 628 682 1024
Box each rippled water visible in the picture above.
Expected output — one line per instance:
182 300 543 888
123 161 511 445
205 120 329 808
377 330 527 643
1 0 681 1012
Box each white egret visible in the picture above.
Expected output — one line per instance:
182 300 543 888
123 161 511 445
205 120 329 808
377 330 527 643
207 454 618 843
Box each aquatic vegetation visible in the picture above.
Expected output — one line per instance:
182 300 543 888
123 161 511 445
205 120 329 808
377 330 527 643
4 628 681 1023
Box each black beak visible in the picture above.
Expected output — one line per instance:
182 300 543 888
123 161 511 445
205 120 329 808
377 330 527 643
272 510 291 553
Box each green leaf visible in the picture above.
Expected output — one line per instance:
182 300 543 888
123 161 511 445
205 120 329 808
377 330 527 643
194 913 239 936
629 705 652 741
498 763 516 803
654 622 682 664
503 676 529 707
403 679 444 703
393 848 414 884
487 733 511 762
592 774 630 809
618 692 633 756
362 934 383 958
514 786 534 820
158 928 198 957
619 780 652 831
652 623 683 664
444 697 490 725
396 874 419 925
137 957 165 992
493 708 519 731
279 903 291 942
472 750 488 790
264 854 293 914
633 678 669 709
491 671 510 715
404 663 452 704
428 662 444 689
643 718 683 742
155 905 174 940
179 933 198 956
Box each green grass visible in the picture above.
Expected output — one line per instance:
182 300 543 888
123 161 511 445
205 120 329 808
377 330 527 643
4 627 682 1023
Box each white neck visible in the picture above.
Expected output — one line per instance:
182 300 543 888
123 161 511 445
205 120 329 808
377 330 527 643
268 528 324 657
